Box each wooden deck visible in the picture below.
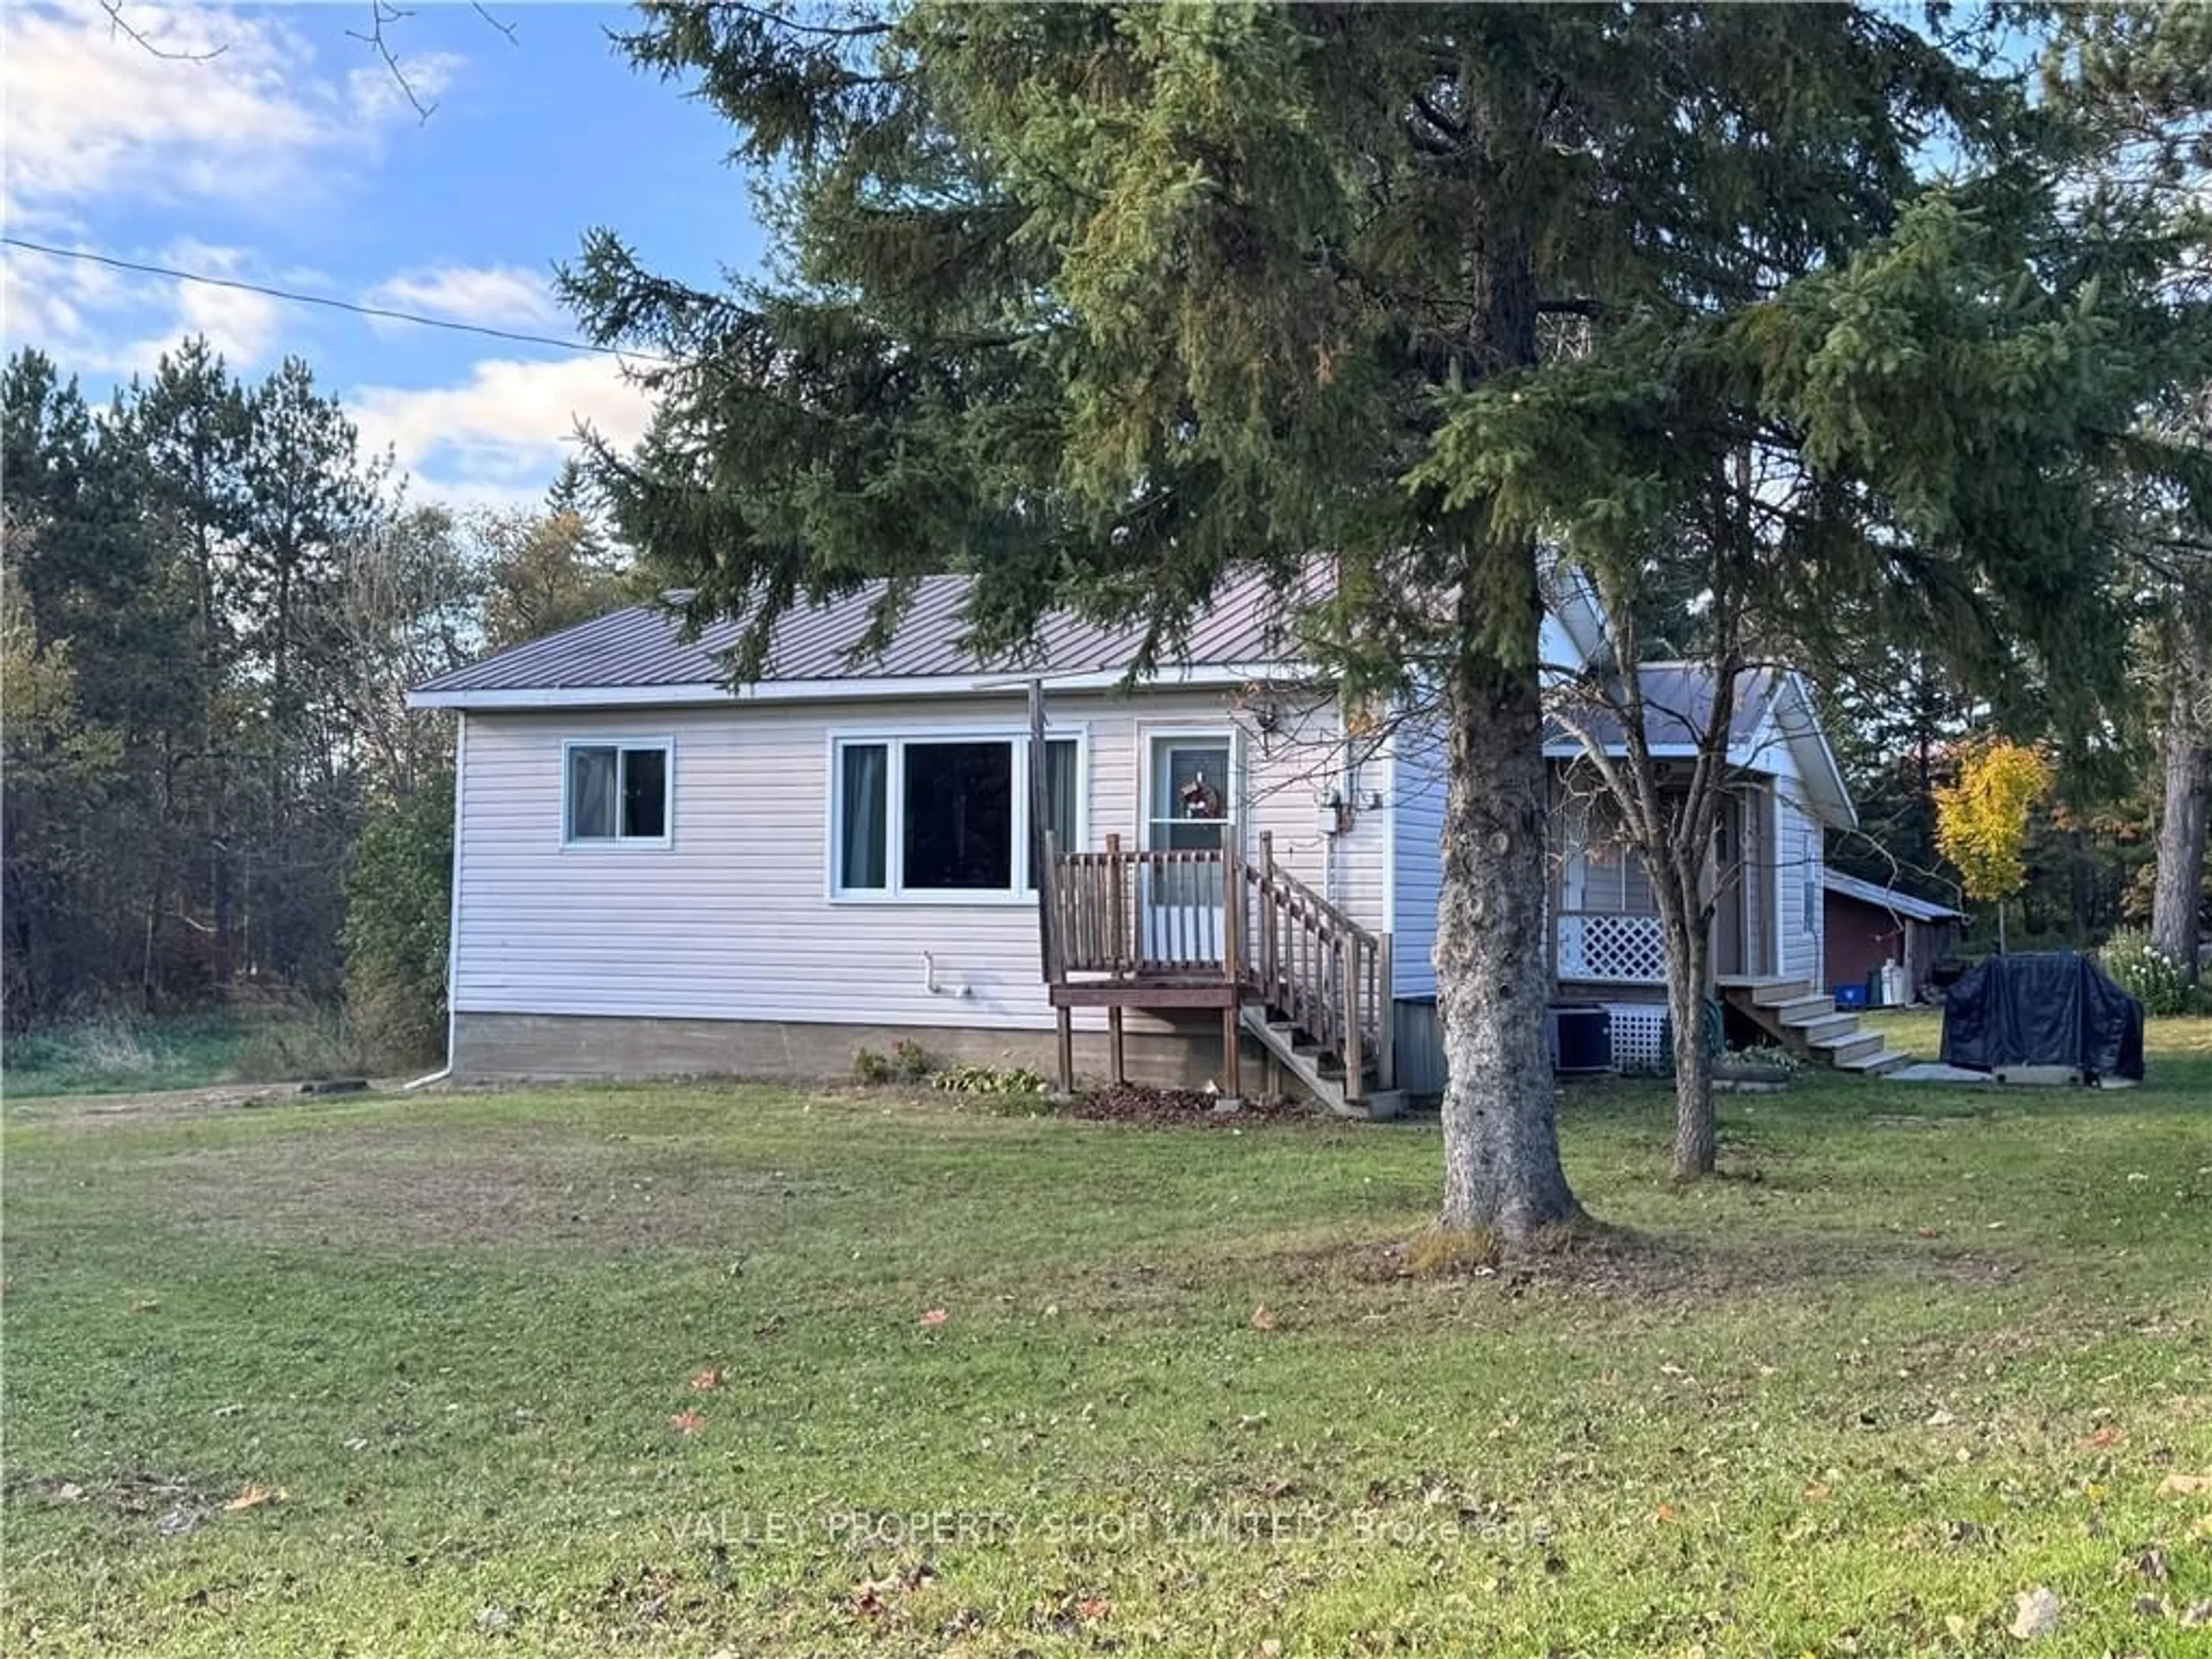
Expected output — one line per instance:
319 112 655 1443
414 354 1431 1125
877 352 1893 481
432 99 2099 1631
1037 830 1392 1106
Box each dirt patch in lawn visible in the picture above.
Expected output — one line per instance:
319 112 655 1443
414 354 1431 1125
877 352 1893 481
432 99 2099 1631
132 1125 787 1250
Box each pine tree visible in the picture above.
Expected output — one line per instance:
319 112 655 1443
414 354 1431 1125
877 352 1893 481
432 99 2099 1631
563 3 2159 1232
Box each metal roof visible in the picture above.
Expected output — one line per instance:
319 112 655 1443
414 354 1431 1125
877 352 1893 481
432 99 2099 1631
1544 664 1777 752
1821 869 1964 923
413 570 1310 696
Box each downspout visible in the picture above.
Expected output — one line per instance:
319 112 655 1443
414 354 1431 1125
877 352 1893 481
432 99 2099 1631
404 710 466 1090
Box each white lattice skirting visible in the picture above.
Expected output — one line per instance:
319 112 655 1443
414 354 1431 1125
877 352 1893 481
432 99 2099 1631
1555 912 1666 983
1604 1004 1668 1070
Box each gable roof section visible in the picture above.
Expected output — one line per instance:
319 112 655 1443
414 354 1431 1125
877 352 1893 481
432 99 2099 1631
1543 665 1857 831
409 570 1315 708
1821 870 1964 923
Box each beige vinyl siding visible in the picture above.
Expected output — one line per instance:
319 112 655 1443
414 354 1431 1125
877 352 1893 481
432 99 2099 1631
453 687 1363 1031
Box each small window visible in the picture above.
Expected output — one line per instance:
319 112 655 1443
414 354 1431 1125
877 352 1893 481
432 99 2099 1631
565 741 671 845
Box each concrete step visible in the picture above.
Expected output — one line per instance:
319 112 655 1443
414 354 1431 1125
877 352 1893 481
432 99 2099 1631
1359 1090 1408 1122
1836 1047 1913 1075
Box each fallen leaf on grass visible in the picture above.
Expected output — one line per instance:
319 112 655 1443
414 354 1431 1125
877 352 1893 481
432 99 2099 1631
2156 1472 2212 1497
224 1484 283 1512
668 1411 704 1434
1654 1503 1681 1523
918 1308 949 1328
128 1298 160 1315
1801 1484 1833 1503
687 1367 725 1392
1249 1305 1277 1332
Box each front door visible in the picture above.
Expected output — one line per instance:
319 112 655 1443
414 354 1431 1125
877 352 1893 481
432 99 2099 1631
1142 734 1233 967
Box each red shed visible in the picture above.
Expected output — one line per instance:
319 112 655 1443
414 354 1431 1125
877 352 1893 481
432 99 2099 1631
1822 870 1964 1003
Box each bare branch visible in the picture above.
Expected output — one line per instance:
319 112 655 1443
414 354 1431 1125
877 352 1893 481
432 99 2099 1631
348 1 438 123
471 2 519 46
99 1 225 63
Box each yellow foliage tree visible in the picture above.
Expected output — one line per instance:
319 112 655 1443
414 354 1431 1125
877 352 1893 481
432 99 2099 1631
1934 739 2052 950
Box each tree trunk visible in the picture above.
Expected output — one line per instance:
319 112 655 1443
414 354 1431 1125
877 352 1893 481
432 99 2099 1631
1663 901 1716 1179
1436 642 1581 1243
2150 608 2209 982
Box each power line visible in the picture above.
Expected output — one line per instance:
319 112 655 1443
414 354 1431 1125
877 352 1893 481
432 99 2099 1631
1 236 671 363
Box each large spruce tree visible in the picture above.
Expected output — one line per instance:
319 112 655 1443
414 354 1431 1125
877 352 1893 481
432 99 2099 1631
563 3 2107 1237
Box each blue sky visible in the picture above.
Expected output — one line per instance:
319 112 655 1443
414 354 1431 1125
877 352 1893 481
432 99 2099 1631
2 1 769 509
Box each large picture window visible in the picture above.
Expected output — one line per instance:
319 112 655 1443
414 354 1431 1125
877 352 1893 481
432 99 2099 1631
565 740 672 845
833 733 1080 899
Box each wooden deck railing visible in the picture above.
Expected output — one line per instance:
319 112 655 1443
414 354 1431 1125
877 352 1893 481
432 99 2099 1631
1244 832 1390 1094
1041 828 1389 1096
1049 834 1241 980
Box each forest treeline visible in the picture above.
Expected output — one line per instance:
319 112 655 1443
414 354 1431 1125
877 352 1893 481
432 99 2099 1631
2 340 639 1056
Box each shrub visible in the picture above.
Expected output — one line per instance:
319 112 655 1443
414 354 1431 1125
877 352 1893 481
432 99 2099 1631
853 1040 938 1085
342 777 454 1067
232 1009 381 1082
2100 927 2202 1017
930 1062 1048 1096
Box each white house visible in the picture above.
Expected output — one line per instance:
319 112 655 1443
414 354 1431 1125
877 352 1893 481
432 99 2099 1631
407 571 1896 1110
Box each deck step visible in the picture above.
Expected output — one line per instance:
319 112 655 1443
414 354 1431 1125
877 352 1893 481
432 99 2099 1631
1790 1012 1862 1045
1238 1004 1397 1122
1770 994 1842 1026
1836 1047 1913 1075
1809 1029 1883 1065
1747 979 1815 1009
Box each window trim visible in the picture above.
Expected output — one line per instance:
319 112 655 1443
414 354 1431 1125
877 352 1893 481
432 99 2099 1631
825 724 1088 904
560 736 675 850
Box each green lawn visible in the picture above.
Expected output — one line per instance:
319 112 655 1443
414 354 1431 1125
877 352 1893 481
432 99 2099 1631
5 1025 2210 1656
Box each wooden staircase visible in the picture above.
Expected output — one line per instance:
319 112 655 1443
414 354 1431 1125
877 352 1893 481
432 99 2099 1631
1719 978 1912 1075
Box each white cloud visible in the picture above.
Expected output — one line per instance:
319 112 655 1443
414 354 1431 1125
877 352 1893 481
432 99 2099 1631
0 3 460 230
349 355 657 510
346 51 463 125
1 237 286 375
368 265 562 330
